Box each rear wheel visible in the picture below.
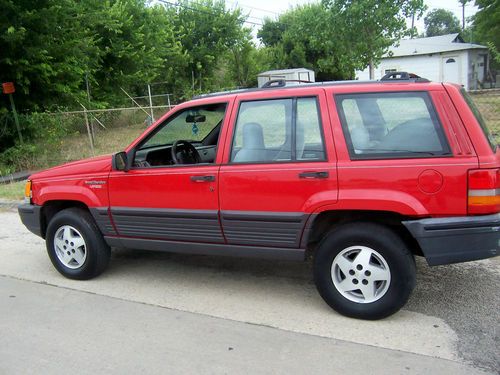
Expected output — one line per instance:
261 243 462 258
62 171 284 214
46 208 110 280
314 222 416 320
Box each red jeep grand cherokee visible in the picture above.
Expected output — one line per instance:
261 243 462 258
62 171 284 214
18 73 499 319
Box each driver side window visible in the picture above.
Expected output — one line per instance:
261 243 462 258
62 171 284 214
134 103 227 167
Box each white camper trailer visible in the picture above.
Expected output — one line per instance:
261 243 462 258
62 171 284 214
257 68 315 87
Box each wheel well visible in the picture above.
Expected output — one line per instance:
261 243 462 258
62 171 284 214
305 210 424 258
40 200 89 239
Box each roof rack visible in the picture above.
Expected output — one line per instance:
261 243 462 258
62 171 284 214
261 79 313 88
192 73 432 100
380 71 430 82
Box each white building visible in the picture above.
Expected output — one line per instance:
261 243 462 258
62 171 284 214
355 34 490 90
257 68 315 87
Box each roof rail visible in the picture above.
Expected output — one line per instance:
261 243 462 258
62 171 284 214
380 71 430 82
261 79 313 88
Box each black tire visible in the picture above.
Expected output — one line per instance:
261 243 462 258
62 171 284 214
46 207 111 280
313 222 416 320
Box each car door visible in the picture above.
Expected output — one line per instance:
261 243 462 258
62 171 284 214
108 99 233 244
218 88 338 249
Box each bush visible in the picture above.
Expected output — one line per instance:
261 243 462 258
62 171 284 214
0 111 74 174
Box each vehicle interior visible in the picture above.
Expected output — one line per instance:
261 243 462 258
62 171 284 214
230 98 326 163
133 103 226 167
339 94 450 156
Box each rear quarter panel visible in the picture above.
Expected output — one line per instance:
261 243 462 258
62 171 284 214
324 83 478 217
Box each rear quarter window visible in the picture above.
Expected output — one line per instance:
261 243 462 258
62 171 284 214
335 92 451 159
460 89 497 152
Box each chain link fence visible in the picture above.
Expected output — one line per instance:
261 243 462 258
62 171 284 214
0 87 499 175
469 89 500 143
47 105 174 161
0 105 173 174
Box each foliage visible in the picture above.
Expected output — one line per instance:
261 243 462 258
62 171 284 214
259 1 426 80
322 0 427 76
0 0 250 112
424 8 461 37
471 0 499 54
163 0 249 97
258 4 348 80
0 0 251 157
0 112 74 174
86 0 184 106
0 0 99 111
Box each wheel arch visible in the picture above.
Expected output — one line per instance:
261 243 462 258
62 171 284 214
40 200 90 239
303 210 424 258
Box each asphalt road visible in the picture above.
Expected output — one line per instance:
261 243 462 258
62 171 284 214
0 209 498 374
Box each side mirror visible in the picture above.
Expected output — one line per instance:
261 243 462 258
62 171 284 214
113 151 129 172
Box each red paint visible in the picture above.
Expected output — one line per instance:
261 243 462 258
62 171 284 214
418 170 444 194
27 80 498 236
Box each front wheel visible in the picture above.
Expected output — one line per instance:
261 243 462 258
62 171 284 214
314 222 416 320
46 208 111 280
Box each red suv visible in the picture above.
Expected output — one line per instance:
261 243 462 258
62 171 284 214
18 74 499 319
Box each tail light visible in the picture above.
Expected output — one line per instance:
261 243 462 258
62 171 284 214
468 168 500 215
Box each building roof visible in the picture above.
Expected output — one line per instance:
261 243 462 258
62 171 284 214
258 68 314 76
385 33 487 58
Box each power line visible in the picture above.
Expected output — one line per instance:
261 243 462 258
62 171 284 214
231 1 280 16
157 0 263 26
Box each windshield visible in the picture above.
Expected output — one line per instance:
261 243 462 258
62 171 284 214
140 103 226 149
461 89 497 152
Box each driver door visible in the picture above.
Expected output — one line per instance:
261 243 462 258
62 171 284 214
108 99 232 244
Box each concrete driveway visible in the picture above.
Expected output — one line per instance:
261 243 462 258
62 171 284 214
0 209 498 374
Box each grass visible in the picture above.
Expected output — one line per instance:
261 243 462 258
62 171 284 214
0 180 25 201
0 93 498 179
470 93 500 143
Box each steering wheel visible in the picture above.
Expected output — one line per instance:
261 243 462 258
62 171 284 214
171 140 202 165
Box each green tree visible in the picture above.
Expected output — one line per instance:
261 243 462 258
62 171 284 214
86 0 183 106
424 9 461 37
323 0 427 78
164 0 248 96
259 4 348 80
0 0 99 111
0 0 185 110
472 0 499 52
259 1 426 80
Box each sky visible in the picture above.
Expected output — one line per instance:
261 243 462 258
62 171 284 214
224 0 479 36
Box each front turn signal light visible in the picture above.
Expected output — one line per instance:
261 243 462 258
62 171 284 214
24 180 32 203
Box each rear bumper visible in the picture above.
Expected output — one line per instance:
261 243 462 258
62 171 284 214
18 203 42 238
403 213 499 266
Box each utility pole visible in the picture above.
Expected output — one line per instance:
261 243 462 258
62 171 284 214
147 84 154 123
460 0 468 31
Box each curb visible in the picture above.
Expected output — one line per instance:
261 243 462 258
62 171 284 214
0 199 22 209
0 171 33 185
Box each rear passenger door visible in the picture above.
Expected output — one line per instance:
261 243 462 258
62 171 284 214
218 90 337 249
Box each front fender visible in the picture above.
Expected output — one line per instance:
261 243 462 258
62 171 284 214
33 177 109 208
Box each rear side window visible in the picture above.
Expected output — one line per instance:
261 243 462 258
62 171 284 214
336 92 451 159
230 97 325 163
460 89 497 152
